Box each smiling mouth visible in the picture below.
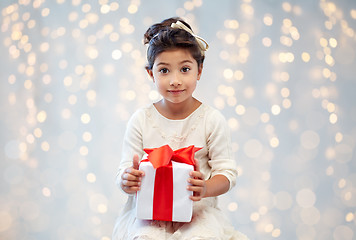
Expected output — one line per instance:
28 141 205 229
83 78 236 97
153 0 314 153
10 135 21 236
168 90 185 94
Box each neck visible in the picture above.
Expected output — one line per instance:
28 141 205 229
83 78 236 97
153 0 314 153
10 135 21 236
155 98 201 120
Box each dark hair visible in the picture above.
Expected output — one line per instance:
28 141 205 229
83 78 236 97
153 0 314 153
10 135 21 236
143 17 205 70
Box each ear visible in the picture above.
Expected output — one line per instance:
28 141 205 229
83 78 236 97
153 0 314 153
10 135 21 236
197 64 203 81
146 68 155 82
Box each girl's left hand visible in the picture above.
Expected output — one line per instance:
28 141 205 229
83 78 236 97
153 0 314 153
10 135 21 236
187 159 206 201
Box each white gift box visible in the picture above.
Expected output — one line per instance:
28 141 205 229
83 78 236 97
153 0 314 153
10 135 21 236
136 161 193 222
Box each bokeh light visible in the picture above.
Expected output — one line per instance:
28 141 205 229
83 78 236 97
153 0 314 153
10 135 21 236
1 1 356 240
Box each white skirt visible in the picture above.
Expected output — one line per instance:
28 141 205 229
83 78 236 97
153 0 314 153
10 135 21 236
112 196 249 240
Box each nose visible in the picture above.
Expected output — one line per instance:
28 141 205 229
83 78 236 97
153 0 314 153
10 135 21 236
170 72 182 86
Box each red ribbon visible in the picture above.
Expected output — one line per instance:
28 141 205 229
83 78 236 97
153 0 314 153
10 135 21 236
141 145 201 221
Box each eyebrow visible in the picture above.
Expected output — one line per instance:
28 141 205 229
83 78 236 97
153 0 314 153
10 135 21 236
156 60 194 66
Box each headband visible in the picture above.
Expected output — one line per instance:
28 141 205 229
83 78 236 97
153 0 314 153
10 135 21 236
170 21 209 54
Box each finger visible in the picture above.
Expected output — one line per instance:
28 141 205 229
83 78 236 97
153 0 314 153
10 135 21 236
188 178 205 186
194 158 200 172
122 185 141 194
129 186 141 191
122 172 142 181
187 185 204 193
122 179 141 187
126 167 145 177
132 154 140 170
190 195 202 201
189 171 203 179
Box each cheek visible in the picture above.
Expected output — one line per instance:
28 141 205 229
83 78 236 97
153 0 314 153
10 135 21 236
189 78 198 88
154 78 165 89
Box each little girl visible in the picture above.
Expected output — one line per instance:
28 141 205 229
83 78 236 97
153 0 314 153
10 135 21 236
113 17 249 240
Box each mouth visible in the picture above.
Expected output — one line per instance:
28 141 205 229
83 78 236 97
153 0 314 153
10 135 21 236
168 90 185 94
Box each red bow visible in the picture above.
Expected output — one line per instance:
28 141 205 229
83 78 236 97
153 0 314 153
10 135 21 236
144 145 202 169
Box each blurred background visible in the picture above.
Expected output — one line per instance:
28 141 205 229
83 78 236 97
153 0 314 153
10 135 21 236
1 0 356 239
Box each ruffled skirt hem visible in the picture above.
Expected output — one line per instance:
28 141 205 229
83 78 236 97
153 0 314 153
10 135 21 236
112 197 249 240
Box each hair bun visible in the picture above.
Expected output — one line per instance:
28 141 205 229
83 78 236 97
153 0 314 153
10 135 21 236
143 17 192 44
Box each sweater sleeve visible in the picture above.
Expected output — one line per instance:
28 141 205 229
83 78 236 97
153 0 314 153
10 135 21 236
115 109 145 193
206 109 237 190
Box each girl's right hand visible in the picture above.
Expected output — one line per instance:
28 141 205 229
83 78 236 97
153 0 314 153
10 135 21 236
120 154 145 194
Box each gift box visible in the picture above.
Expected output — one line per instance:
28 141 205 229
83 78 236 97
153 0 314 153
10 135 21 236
136 145 201 222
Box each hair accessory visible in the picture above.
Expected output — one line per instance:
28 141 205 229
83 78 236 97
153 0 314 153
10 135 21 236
170 21 209 54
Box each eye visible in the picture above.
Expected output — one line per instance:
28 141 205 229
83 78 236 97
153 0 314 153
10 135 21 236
181 67 190 73
159 68 169 74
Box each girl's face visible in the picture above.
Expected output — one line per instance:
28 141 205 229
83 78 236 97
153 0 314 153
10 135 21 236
147 48 202 106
